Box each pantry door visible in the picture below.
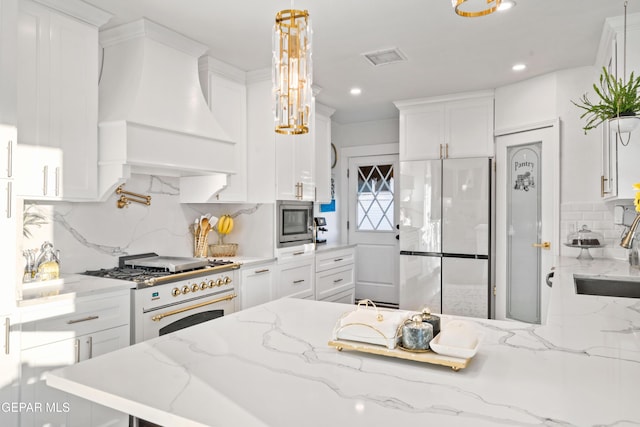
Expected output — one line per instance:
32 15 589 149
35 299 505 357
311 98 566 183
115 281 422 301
348 154 400 306
495 121 559 324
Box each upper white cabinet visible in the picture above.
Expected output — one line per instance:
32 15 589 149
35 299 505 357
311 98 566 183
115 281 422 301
395 91 495 161
0 126 18 314
597 14 640 200
315 104 334 203
17 0 111 201
0 0 18 126
199 56 248 202
275 122 316 201
247 74 331 203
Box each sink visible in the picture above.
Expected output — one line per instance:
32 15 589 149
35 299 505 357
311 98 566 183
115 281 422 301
574 275 640 298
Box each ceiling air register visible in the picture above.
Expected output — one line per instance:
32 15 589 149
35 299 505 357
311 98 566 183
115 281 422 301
273 9 312 135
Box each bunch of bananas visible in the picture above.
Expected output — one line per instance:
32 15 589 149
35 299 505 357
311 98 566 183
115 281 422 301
216 214 234 235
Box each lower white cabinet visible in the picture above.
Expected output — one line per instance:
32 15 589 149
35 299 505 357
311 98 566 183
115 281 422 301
19 292 130 427
0 313 20 427
275 256 315 300
240 262 275 309
315 247 356 304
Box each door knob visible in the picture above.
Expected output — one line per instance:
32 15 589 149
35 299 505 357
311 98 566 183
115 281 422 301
532 241 551 250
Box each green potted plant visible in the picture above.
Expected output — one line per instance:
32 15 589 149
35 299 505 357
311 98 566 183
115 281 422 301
572 66 640 134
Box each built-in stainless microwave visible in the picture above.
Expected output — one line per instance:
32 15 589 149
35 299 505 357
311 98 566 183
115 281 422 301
276 200 314 247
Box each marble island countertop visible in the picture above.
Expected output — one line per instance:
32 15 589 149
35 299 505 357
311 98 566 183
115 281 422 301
46 257 640 427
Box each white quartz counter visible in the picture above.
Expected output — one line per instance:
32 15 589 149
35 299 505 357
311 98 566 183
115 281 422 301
46 257 640 426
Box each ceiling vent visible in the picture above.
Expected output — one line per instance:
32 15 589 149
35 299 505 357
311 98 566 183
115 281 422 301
362 48 407 66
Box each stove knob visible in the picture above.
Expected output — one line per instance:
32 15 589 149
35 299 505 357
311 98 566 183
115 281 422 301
200 281 207 290
191 284 199 293
224 276 232 284
215 278 224 287
171 287 181 297
208 280 215 288
182 285 190 294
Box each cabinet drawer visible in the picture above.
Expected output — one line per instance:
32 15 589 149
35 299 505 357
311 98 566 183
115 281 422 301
315 247 355 273
316 265 354 301
320 288 355 305
21 293 130 350
277 263 313 299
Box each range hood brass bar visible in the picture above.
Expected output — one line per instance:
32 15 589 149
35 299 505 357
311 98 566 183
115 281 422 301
142 263 241 287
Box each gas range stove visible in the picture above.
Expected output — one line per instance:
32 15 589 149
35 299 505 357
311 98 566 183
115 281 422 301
84 253 240 288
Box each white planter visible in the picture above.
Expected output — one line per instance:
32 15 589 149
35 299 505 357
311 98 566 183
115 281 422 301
608 115 640 133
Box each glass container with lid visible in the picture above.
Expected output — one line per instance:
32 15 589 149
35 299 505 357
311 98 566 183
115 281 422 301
564 225 604 260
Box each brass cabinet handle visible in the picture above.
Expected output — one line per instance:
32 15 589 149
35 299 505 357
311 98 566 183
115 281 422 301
55 167 60 196
6 181 11 219
87 336 93 360
43 165 48 195
151 294 236 322
445 143 449 158
67 315 99 324
600 175 611 197
7 140 12 178
439 144 443 159
532 242 551 250
293 251 305 256
4 318 9 355
254 268 270 274
74 339 80 364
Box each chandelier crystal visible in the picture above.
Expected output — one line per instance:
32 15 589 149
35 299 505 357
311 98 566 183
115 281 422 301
273 9 312 135
452 0 502 17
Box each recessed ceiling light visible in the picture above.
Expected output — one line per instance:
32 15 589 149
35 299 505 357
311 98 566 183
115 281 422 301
350 87 362 96
498 1 516 11
512 63 526 71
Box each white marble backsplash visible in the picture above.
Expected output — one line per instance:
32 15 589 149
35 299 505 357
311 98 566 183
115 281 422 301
21 174 274 274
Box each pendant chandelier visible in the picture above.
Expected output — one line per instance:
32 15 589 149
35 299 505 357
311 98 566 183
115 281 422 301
452 0 502 17
273 9 312 135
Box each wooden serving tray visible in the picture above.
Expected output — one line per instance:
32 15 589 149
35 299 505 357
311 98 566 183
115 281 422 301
328 339 471 371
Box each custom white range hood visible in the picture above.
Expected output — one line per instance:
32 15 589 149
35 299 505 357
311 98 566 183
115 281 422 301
97 18 234 201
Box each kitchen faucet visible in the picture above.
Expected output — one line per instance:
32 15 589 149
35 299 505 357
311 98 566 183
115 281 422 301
620 214 640 249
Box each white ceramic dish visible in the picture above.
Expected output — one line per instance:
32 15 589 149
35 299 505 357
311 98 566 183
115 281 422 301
429 332 480 359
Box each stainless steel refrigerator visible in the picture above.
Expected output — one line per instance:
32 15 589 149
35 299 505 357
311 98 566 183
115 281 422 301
399 158 493 318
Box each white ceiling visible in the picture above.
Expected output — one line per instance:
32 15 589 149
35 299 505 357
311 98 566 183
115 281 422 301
83 0 640 124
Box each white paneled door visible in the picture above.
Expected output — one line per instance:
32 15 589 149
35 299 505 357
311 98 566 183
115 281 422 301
495 122 559 324
348 154 399 305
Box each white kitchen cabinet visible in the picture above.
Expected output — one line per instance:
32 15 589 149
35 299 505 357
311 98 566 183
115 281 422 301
0 0 18 126
246 75 330 203
0 313 20 427
246 77 276 203
321 288 355 304
0 129 18 315
20 291 130 427
315 247 356 303
240 262 275 309
17 0 111 201
396 92 494 161
600 119 640 200
275 255 315 300
14 144 63 199
597 17 640 200
315 104 334 203
199 56 248 202
275 118 316 201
